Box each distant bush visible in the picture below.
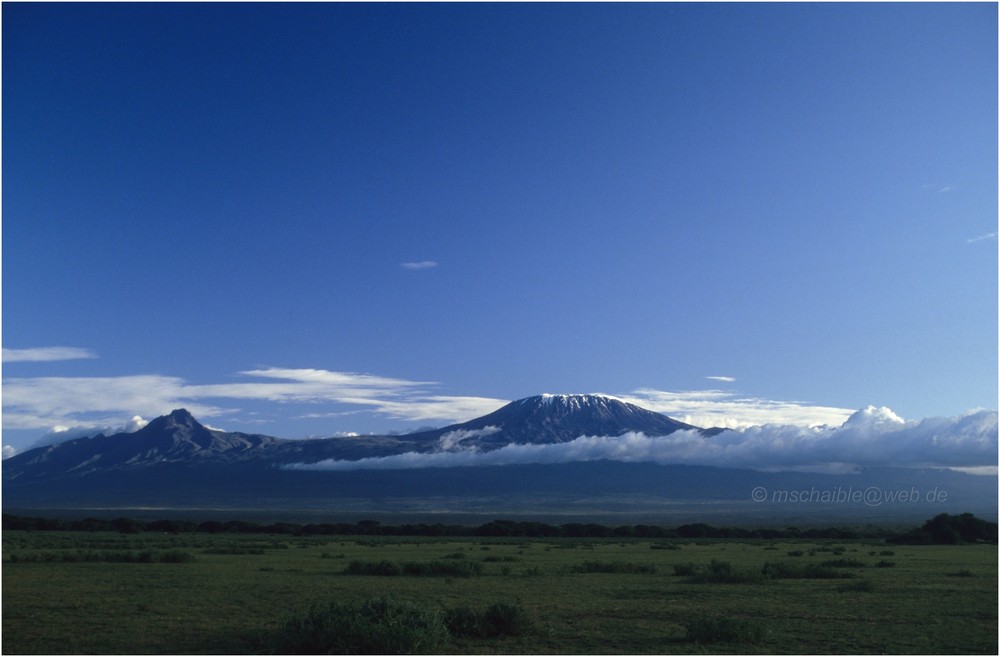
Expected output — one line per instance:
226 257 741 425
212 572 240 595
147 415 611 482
762 561 853 580
273 597 449 654
838 580 875 593
650 543 681 550
344 560 402 576
786 550 805 557
820 558 866 568
482 555 520 563
342 559 483 578
403 560 483 577
685 616 764 644
570 560 656 575
888 513 998 545
7 550 195 564
201 547 265 555
672 563 698 576
947 569 974 577
874 560 895 568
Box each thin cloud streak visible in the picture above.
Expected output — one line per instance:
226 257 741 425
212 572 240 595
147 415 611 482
2 347 99 363
705 376 736 383
400 260 438 270
967 231 998 244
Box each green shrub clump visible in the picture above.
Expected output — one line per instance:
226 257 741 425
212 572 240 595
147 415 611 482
343 559 483 577
444 601 532 638
273 597 449 654
570 560 656 574
685 616 764 644
762 561 853 580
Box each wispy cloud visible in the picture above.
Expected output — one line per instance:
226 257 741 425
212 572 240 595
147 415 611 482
1 367 506 434
289 407 999 474
619 388 853 429
400 260 438 270
705 375 736 383
2 347 98 363
966 231 998 244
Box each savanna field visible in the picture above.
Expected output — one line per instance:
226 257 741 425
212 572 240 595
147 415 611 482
2 519 997 654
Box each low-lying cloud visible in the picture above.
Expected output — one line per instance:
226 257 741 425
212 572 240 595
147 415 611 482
288 407 998 474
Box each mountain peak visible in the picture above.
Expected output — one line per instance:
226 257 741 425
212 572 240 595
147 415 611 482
144 408 203 432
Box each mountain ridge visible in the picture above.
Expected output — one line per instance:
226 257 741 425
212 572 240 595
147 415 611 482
2 394 702 479
5 395 995 520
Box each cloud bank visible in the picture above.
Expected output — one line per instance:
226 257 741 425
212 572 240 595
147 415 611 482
288 407 998 474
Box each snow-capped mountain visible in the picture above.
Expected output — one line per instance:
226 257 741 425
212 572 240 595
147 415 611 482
3 396 995 519
403 394 699 450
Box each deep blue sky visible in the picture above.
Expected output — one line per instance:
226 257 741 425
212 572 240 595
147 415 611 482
3 3 997 451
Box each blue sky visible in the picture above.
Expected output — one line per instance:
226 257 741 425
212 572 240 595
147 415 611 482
3 3 997 455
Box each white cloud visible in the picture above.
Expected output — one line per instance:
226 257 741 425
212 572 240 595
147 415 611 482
705 376 736 383
2 347 98 363
288 407 998 474
3 445 17 459
27 415 150 450
618 388 853 429
438 425 501 451
1 374 227 431
1 368 506 437
400 260 438 270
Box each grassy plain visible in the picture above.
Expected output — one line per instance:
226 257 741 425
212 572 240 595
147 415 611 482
3 530 996 654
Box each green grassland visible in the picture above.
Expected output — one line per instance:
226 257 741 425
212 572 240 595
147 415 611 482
3 530 996 654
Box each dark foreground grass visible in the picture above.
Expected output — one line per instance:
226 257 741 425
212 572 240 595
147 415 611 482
3 531 997 654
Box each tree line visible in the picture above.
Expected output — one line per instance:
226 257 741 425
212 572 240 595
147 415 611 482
3 512 995 543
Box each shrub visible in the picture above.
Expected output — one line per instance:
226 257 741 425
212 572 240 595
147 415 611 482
947 569 974 577
820 558 866 568
874 560 895 568
762 561 853 580
344 560 402 576
273 597 449 654
570 561 656 574
444 601 532 638
786 550 805 557
838 580 875 593
672 563 698 576
650 543 681 550
685 616 764 644
402 560 483 577
677 560 766 584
